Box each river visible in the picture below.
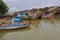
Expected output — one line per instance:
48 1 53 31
0 17 60 40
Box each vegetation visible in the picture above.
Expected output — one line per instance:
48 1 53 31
0 0 8 15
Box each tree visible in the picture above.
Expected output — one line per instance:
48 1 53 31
0 0 8 15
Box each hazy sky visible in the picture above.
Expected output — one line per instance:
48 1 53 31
3 0 60 13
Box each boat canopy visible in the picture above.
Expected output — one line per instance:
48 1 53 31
17 13 28 17
12 17 21 22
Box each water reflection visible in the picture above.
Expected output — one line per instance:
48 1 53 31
0 27 31 39
41 18 55 25
0 18 60 40
30 19 41 32
23 18 56 32
31 19 40 27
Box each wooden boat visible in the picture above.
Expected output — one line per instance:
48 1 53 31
42 14 52 19
0 23 30 30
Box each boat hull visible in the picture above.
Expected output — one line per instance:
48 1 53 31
0 24 29 30
42 14 51 19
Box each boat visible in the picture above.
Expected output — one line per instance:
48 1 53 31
0 23 30 30
16 12 28 19
42 13 52 19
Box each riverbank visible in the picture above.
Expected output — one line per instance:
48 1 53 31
6 6 59 19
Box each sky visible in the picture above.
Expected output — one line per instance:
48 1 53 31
3 0 60 13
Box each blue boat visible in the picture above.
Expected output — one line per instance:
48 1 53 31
16 13 28 18
12 17 21 22
0 13 29 30
0 23 29 29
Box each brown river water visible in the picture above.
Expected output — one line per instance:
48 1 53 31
0 17 60 40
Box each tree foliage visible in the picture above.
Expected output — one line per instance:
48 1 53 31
0 0 8 15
